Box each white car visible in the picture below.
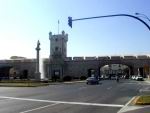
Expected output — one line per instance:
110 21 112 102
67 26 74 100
135 76 144 81
131 75 135 80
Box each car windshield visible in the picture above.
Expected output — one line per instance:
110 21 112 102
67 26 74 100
0 0 150 113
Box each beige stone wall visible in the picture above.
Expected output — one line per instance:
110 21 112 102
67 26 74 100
0 59 36 79
48 58 150 79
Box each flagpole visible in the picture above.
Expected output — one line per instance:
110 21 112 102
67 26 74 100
58 20 59 34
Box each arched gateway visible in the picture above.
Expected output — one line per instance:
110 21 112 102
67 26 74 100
44 31 150 80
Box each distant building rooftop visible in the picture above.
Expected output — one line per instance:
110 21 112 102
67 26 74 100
10 56 26 60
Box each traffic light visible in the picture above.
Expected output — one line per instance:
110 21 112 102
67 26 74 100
68 16 72 28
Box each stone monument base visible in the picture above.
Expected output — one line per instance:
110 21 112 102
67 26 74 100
34 72 41 80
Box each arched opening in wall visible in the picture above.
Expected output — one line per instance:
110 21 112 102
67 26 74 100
100 64 133 80
124 66 133 77
87 69 95 77
0 65 12 80
52 70 60 81
138 67 147 78
143 65 149 78
20 70 28 79
9 67 20 79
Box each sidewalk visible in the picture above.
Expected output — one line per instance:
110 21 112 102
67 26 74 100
144 78 150 84
118 97 150 113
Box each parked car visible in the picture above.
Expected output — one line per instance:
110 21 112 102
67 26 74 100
100 75 109 80
135 76 144 81
124 75 129 79
131 75 136 80
131 75 137 80
111 75 116 80
86 77 99 85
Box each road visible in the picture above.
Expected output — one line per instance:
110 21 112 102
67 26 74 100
0 79 149 113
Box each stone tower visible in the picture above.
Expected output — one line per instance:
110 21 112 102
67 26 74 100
48 31 68 80
49 30 68 59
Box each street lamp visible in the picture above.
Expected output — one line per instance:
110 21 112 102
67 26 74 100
135 13 150 22
68 14 150 31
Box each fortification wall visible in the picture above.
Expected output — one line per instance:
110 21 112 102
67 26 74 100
0 59 36 79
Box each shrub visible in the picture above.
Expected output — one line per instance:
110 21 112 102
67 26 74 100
80 76 87 80
72 76 79 79
52 75 60 82
63 76 72 81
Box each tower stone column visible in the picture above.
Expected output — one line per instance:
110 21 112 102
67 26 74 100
35 40 41 80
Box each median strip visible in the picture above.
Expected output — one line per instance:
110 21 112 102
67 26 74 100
131 95 150 105
0 83 50 87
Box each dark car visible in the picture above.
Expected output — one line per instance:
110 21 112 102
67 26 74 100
86 77 99 84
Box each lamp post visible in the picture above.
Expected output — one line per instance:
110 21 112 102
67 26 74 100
135 13 150 22
68 14 150 31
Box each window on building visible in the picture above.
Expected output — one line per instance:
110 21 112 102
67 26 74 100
55 47 59 51
55 38 58 42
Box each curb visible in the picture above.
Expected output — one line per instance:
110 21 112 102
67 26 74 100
0 84 49 87
117 96 143 113
143 78 150 84
131 96 140 105
117 95 150 113
0 81 86 87
144 80 150 84
117 97 135 113
63 80 86 84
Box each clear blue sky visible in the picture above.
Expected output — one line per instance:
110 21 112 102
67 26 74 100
0 0 150 59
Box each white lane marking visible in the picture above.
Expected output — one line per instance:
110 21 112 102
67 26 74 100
107 87 112 90
20 103 59 113
79 87 87 90
139 88 150 93
0 96 124 108
117 97 135 113
140 87 150 91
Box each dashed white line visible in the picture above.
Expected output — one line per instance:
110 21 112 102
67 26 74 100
0 96 124 108
20 103 59 113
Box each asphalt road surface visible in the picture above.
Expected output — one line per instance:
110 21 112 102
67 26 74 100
0 79 149 113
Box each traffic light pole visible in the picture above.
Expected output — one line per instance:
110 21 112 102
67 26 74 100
68 14 150 31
